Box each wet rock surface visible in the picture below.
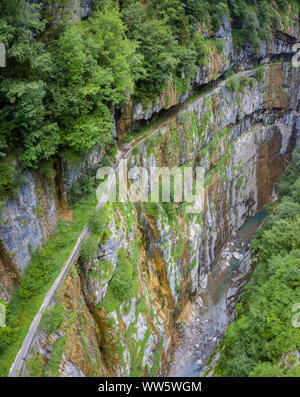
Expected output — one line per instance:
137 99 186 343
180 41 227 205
168 212 265 377
0 170 58 273
19 62 300 376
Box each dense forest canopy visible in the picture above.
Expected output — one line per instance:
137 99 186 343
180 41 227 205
0 0 299 203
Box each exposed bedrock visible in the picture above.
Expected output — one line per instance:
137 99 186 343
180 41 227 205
24 62 300 377
1 14 299 288
117 16 299 137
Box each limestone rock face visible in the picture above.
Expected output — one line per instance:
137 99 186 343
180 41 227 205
79 0 94 19
62 148 105 194
33 0 95 21
60 360 85 377
0 146 105 301
1 17 299 284
3 13 300 377
0 171 58 283
117 16 299 138
30 62 300 377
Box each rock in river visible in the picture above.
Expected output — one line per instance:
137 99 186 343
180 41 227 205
232 252 241 260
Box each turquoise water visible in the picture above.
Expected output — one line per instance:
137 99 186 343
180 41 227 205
237 210 267 241
214 210 267 304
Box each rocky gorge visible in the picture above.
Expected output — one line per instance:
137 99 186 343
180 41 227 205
0 2 300 378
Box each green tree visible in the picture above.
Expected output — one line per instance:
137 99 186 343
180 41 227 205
0 326 15 352
249 362 284 377
216 147 300 377
80 235 99 262
50 8 143 154
251 217 300 263
276 198 300 220
88 208 110 235
0 1 56 167
124 3 180 100
40 303 66 335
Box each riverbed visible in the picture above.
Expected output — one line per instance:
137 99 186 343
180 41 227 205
168 211 266 377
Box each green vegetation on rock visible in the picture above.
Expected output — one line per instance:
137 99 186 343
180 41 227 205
40 303 65 336
0 193 97 376
0 0 296 201
214 147 300 377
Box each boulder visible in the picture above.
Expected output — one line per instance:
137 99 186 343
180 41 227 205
232 252 241 260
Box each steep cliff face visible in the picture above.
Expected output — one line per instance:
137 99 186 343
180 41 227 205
0 5 298 283
35 0 95 21
0 170 59 301
117 16 299 137
2 0 300 379
1 5 300 375
1 18 299 290
22 60 300 377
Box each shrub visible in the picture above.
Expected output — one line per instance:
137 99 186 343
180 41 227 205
292 176 300 204
40 160 56 183
249 362 284 377
207 38 224 55
254 67 266 83
110 276 132 302
18 252 58 300
225 75 254 94
99 246 139 312
225 76 240 93
143 202 161 218
0 326 15 352
193 34 210 65
276 198 300 219
80 234 99 261
69 172 96 204
132 147 140 156
25 356 44 377
40 303 65 335
88 207 109 235
215 39 224 54
162 202 177 222
43 337 66 377
0 158 19 203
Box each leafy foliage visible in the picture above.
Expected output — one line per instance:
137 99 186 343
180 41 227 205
216 147 300 377
0 192 97 376
0 2 141 173
0 326 15 353
99 244 139 312
80 234 99 262
0 0 297 184
225 74 255 93
40 303 65 335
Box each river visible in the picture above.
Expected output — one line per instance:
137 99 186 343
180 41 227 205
168 211 267 377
